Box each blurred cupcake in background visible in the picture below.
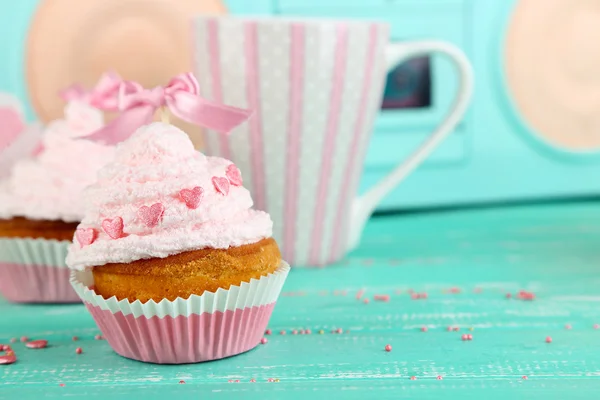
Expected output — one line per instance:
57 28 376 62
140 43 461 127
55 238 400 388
0 75 121 303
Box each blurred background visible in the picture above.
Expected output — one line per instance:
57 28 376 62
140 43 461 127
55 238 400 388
1 0 598 213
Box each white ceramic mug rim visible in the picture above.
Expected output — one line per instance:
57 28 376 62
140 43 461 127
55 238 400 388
193 15 389 28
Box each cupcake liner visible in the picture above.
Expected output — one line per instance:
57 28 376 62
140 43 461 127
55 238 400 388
0 237 80 303
70 262 290 364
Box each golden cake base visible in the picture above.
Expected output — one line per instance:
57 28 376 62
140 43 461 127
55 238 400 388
0 217 78 241
92 238 281 303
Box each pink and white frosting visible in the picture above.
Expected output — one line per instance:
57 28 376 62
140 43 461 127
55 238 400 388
66 122 272 270
0 101 114 222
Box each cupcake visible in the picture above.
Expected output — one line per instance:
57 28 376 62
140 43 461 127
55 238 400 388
67 123 289 364
0 100 114 303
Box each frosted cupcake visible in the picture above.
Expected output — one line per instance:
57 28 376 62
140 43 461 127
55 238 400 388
0 100 114 303
68 123 289 364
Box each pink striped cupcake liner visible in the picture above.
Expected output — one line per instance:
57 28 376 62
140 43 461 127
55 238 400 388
0 237 80 303
70 262 290 364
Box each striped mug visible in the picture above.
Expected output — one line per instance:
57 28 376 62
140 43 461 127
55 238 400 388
192 16 473 266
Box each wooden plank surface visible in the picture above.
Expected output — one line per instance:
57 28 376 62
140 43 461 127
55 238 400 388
2 201 600 399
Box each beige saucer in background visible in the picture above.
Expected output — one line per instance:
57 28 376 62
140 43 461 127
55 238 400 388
505 0 600 151
26 0 227 149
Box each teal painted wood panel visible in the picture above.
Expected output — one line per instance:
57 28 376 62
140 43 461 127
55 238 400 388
224 0 275 14
2 201 600 398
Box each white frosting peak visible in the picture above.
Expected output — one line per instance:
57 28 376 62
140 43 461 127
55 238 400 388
66 123 272 270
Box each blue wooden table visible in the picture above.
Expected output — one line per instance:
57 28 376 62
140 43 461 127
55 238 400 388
2 201 600 399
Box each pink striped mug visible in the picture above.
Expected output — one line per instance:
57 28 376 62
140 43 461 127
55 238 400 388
192 17 473 266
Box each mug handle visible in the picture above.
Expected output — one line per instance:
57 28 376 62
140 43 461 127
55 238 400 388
347 40 474 250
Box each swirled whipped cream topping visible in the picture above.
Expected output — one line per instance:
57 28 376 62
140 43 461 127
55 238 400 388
0 100 113 222
66 122 272 270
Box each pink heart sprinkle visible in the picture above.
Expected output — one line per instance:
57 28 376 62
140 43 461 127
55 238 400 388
179 187 204 209
138 203 165 227
102 217 124 239
0 355 16 365
25 340 48 349
226 164 243 186
212 176 230 196
75 228 96 248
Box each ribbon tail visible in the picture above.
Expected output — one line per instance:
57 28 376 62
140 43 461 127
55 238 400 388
81 105 156 145
168 92 253 134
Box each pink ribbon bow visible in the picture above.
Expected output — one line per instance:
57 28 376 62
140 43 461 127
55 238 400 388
83 73 253 145
60 71 141 112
